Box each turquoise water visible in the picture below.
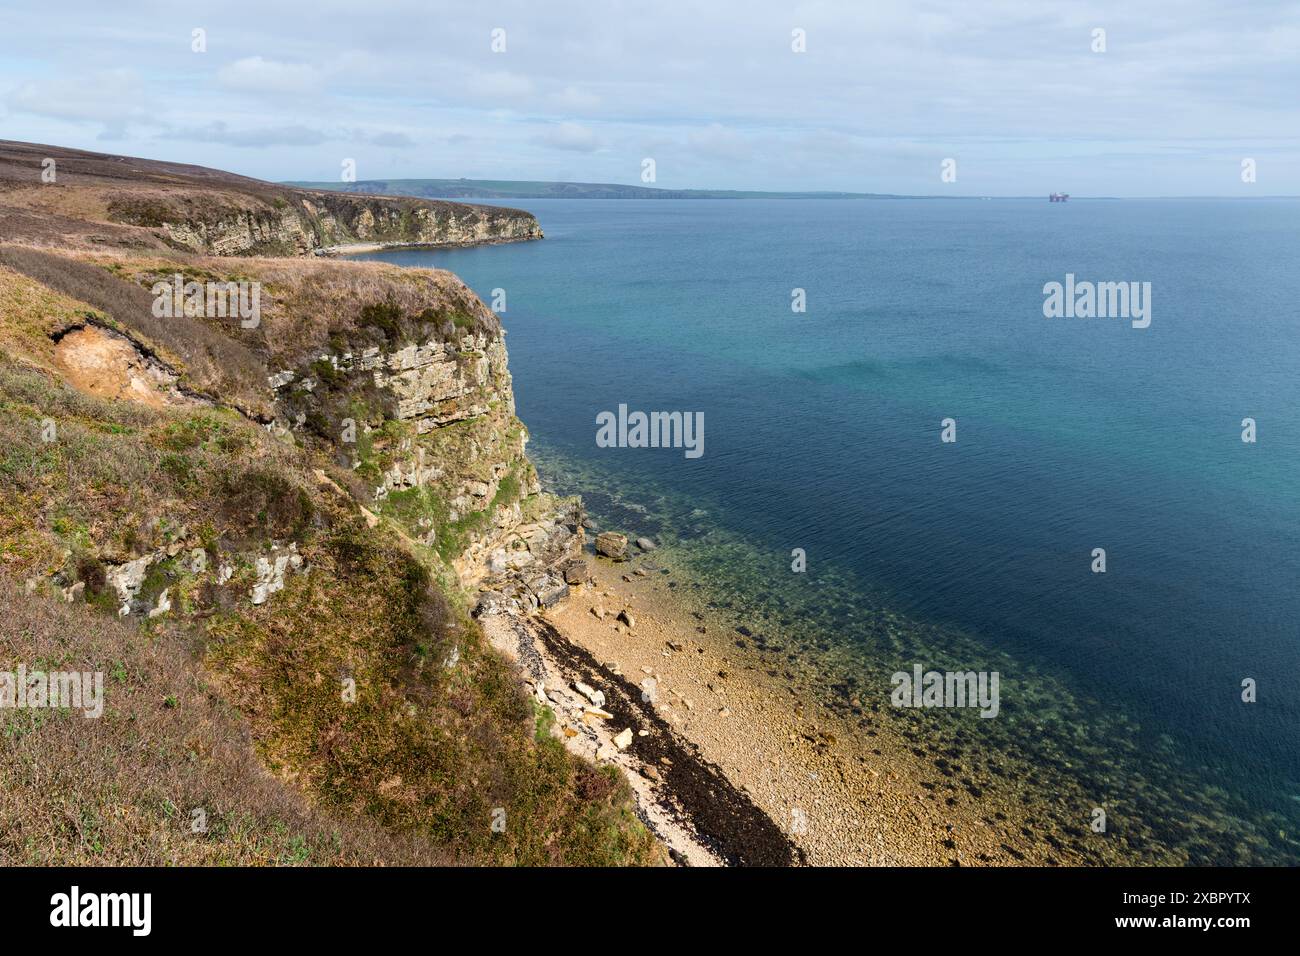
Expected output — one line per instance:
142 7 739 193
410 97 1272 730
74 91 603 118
357 198 1300 863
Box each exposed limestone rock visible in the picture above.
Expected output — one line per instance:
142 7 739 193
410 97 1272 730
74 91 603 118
523 572 569 609
117 189 543 257
596 532 628 559
148 588 172 619
250 545 304 605
574 681 606 709
106 555 152 617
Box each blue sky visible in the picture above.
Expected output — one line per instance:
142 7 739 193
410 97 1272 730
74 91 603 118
1 0 1297 196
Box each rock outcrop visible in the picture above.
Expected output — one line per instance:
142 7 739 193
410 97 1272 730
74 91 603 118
134 189 543 257
0 139 543 257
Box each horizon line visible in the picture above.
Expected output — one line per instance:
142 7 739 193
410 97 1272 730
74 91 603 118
284 177 1300 201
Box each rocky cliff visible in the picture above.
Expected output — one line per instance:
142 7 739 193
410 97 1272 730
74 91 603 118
0 242 577 626
0 142 654 866
0 141 796 869
107 187 542 256
0 140 543 256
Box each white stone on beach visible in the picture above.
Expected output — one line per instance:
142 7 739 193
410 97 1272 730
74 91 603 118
574 681 605 708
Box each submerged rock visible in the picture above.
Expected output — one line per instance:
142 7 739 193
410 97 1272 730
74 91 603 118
635 537 657 551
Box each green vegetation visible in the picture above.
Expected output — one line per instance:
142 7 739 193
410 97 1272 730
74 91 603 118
0 345 656 866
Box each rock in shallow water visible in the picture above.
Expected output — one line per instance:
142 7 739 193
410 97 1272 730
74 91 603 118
635 537 657 551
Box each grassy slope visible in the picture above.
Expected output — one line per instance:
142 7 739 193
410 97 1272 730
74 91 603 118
0 249 659 865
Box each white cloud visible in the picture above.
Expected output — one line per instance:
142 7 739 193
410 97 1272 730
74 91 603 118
7 68 154 128
160 121 330 147
370 131 416 148
464 70 534 101
686 124 752 162
217 57 320 95
552 85 601 110
535 121 602 153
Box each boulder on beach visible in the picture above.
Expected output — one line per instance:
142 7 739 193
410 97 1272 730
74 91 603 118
562 560 588 585
595 531 627 559
523 572 569 608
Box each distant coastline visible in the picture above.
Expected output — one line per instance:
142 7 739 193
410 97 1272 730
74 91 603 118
285 177 906 200
285 178 1300 202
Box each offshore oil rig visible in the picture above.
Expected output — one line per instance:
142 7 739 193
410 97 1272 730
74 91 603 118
1049 192 1070 202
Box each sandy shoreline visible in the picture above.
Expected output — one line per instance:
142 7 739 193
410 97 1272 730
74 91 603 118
319 235 543 257
541 540 1094 866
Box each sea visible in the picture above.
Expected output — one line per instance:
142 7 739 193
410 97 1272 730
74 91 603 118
354 197 1300 864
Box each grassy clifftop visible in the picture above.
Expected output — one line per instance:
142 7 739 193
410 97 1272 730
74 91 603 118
0 140 542 256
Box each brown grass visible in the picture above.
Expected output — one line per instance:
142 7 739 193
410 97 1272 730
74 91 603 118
0 245 273 417
0 263 105 369
0 575 452 865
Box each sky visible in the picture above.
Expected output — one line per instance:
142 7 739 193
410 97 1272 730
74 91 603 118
1 0 1297 196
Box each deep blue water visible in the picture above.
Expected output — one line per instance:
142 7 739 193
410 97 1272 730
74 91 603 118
358 198 1300 859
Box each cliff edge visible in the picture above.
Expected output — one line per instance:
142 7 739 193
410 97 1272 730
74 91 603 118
0 140 542 256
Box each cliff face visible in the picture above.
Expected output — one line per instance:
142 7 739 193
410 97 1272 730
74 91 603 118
108 188 542 256
300 192 543 251
256 272 574 598
0 244 572 607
